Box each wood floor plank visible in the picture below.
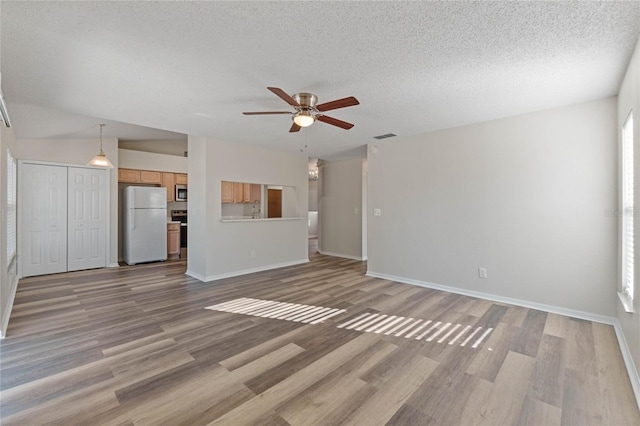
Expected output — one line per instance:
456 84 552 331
516 396 562 426
561 368 606 424
1 255 638 425
564 317 598 376
340 352 438 425
230 342 306 384
210 333 380 425
527 333 566 407
465 322 519 382
591 322 640 425
276 373 372 425
469 350 537 425
509 308 547 357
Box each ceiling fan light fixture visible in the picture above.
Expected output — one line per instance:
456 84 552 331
293 111 315 128
87 123 114 168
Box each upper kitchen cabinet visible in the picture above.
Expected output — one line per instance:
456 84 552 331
233 182 244 203
221 181 262 204
118 168 140 183
118 168 163 184
140 170 162 184
176 174 188 185
221 181 234 203
250 183 261 204
162 172 175 202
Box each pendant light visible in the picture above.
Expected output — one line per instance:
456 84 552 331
87 123 114 168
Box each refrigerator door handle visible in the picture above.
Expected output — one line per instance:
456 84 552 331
130 208 135 229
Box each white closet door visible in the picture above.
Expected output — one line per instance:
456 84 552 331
67 167 108 271
20 163 68 277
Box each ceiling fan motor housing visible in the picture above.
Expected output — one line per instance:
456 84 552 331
293 93 318 109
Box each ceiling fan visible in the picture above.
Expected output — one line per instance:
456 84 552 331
243 87 359 133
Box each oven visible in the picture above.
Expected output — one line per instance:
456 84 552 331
170 210 188 250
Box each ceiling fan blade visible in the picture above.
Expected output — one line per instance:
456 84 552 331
316 96 359 112
289 122 301 133
267 87 300 107
243 111 292 115
316 115 354 130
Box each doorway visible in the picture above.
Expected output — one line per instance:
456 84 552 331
267 188 282 218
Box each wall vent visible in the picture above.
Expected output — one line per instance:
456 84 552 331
373 133 396 140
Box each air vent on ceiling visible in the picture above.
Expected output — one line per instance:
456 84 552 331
373 133 396 140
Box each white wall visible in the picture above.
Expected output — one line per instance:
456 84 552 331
118 148 187 173
318 158 366 260
367 97 618 316
118 140 187 157
187 137 308 281
0 125 18 337
13 138 119 267
618 37 640 399
308 211 318 237
186 136 208 278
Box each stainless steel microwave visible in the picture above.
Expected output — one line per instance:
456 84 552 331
175 184 187 202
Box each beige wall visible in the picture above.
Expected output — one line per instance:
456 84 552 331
318 158 366 260
367 97 618 316
187 136 308 281
118 148 187 173
118 140 187 157
617 37 640 399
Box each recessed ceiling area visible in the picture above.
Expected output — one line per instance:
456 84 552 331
2 1 639 159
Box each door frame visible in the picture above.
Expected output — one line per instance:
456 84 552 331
17 160 111 278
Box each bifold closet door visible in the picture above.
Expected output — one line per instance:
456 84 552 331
67 167 107 271
20 163 68 277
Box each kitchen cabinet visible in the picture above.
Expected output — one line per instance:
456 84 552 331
242 183 252 203
250 184 261 204
233 182 244 203
167 222 181 258
176 173 188 185
221 181 234 203
140 170 162 184
162 173 175 202
118 168 140 183
221 181 262 204
118 168 188 191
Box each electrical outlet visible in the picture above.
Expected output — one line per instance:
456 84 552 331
478 267 487 279
251 250 256 258
354 208 359 215
373 208 382 216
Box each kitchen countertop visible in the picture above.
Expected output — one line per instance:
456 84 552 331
220 216 302 222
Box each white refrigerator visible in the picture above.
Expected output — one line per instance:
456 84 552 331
123 186 167 265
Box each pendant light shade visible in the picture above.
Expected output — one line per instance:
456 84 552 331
87 123 114 168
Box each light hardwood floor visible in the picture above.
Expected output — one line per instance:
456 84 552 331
1 250 639 425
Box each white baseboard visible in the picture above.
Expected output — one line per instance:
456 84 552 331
0 274 19 339
612 319 640 410
108 263 120 268
185 269 207 281
317 249 366 261
366 270 615 324
186 259 310 283
366 269 640 409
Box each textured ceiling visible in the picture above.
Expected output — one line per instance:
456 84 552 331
2 1 639 160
